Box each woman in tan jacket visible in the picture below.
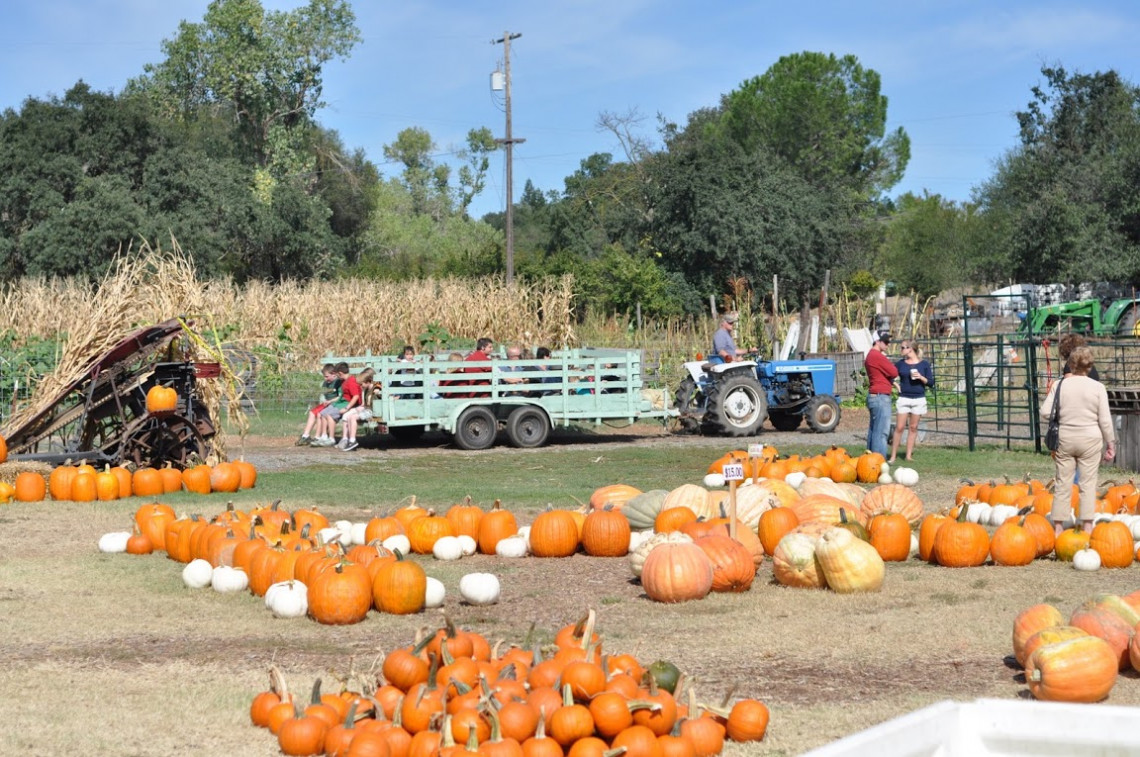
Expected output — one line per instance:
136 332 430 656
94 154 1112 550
1040 346 1115 534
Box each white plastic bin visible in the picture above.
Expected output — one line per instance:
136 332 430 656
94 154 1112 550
802 698 1140 756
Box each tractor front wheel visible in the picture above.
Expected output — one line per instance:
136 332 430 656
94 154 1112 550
805 395 841 433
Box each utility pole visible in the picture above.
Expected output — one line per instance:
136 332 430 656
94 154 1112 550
492 31 524 283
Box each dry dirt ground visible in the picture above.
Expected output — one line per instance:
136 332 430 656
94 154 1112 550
10 408 1131 757
241 405 963 473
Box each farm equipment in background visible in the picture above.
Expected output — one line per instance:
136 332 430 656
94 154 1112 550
1018 297 1140 337
675 355 842 437
0 318 217 468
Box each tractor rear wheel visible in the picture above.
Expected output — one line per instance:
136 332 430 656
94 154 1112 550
1118 306 1140 337
768 411 802 432
704 373 767 437
805 395 841 433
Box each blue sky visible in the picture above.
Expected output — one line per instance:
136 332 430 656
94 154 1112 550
2 1 1137 219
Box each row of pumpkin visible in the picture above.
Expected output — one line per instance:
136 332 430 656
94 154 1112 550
251 613 769 756
2 458 257 502
1011 593 1140 703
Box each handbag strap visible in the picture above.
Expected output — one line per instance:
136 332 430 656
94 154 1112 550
1050 377 1064 420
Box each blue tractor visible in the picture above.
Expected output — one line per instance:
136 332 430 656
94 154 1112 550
675 356 842 437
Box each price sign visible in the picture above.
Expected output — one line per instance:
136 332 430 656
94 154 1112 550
747 444 764 457
722 463 745 482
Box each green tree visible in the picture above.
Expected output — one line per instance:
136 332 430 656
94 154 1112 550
879 193 975 298
975 65 1140 283
383 127 453 219
721 52 910 199
648 108 848 314
132 0 360 175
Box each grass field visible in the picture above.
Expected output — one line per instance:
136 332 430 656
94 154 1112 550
3 434 1140 756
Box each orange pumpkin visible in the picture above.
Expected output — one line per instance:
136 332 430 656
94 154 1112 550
14 471 46 502
131 467 164 498
1089 521 1134 568
182 464 212 495
70 472 97 502
588 484 642 511
95 467 120 501
1011 604 1066 667
233 459 258 489
868 512 911 562
49 464 77 501
158 464 184 494
209 462 242 494
580 507 631 557
854 452 885 483
1026 636 1118 702
641 542 714 602
529 509 582 558
146 384 179 414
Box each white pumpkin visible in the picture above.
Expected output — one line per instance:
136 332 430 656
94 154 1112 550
495 535 528 558
424 576 446 608
628 530 654 553
1092 513 1114 525
318 526 347 545
516 525 532 548
703 472 726 489
382 534 411 555
909 532 920 557
880 462 891 476
335 520 355 545
784 471 807 490
877 471 893 485
456 534 478 556
988 504 1019 527
1131 520 1140 540
629 531 693 578
1073 548 1102 572
349 521 369 546
965 502 991 525
892 466 919 487
459 572 501 605
211 565 249 593
182 558 214 589
432 536 464 561
265 580 308 618
98 531 131 553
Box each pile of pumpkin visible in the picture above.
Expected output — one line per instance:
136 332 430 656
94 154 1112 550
1012 592 1140 703
917 501 1140 570
956 475 1140 520
3 458 257 503
600 460 922 597
98 498 535 621
249 612 770 756
701 446 917 488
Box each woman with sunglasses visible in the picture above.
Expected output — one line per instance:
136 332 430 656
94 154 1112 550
889 342 933 462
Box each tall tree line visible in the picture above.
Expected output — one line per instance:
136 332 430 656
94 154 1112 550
2 0 1139 313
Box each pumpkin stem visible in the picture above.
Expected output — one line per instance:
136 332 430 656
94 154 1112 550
581 609 597 652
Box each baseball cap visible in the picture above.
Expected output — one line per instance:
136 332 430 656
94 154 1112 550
873 331 891 345
722 312 739 324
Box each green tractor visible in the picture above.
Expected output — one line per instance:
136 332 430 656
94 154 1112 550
1020 297 1140 337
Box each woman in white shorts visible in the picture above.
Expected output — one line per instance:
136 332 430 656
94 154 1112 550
889 342 933 462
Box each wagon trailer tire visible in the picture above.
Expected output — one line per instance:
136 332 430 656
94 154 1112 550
704 373 767 437
453 406 499 450
805 395 841 433
506 406 550 448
